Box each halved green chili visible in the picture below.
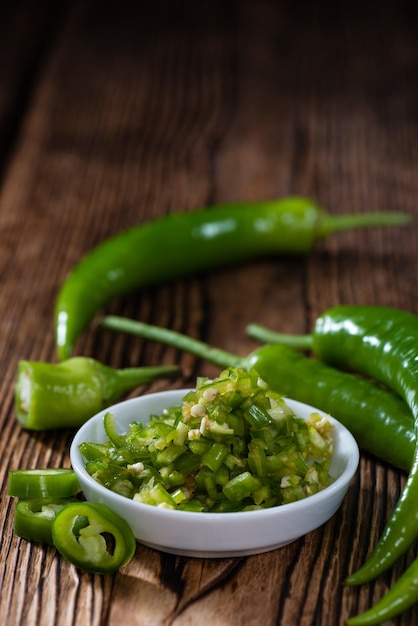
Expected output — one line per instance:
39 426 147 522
247 306 418 587
99 316 415 471
15 357 179 430
55 196 411 360
52 501 136 574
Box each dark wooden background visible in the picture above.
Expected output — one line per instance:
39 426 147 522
1 1 417 624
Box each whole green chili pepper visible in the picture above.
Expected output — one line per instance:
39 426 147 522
54 196 411 361
15 357 179 430
247 306 418 587
99 316 415 471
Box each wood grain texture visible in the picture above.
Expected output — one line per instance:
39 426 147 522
1 1 418 624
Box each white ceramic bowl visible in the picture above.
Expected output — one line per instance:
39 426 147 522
70 389 359 558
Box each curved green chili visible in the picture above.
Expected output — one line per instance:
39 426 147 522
347 556 418 625
247 306 418 587
55 196 411 360
99 316 415 471
15 357 179 430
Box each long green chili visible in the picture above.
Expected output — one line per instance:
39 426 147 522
346 556 418 625
99 316 415 471
55 196 411 361
247 306 418 587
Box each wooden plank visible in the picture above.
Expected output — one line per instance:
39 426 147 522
0 1 70 178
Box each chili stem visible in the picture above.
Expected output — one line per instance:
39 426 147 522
320 211 412 237
246 323 314 349
101 316 242 369
113 364 180 386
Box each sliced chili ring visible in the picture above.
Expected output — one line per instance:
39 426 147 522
14 498 76 544
52 501 136 574
8 468 81 499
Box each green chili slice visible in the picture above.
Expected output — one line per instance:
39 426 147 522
14 498 77 544
52 501 136 574
8 469 81 499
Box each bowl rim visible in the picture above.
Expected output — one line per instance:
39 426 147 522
70 388 360 521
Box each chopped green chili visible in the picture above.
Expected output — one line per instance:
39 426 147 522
80 367 335 512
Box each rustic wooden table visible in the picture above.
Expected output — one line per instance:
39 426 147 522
1 1 417 624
